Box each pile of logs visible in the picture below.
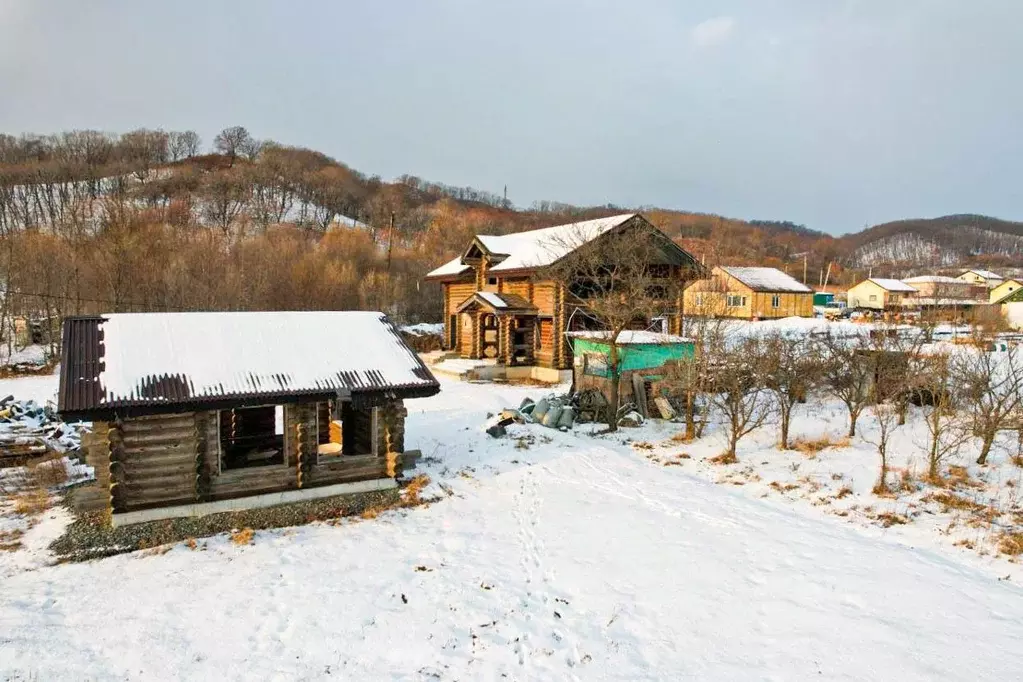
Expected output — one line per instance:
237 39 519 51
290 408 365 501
0 396 80 468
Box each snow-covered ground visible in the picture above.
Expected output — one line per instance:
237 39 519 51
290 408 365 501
1 374 1023 680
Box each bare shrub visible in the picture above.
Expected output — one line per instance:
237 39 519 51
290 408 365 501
761 331 824 450
710 338 772 461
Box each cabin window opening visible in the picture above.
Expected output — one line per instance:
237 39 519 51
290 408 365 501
726 294 746 308
771 294 781 308
869 294 878 302
316 400 344 463
694 294 704 307
218 405 286 471
488 276 498 286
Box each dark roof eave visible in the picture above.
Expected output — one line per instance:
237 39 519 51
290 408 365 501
58 382 440 423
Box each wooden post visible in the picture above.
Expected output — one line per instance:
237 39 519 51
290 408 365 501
108 421 125 514
195 413 211 502
296 413 308 489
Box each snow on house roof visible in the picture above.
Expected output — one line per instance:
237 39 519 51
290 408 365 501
867 278 917 292
425 255 472 278
58 312 439 418
962 269 1002 280
425 214 637 278
902 275 964 284
481 214 636 272
719 267 813 293
567 330 692 345
477 292 507 308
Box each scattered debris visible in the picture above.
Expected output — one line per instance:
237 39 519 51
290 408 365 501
0 396 82 467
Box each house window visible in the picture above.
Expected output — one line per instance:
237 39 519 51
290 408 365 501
771 295 781 308
316 400 343 463
694 294 704 307
726 294 746 308
869 294 877 302
488 277 497 286
218 405 286 471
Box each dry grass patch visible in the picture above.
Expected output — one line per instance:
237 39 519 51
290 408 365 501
708 452 738 465
12 488 49 516
0 528 25 552
670 431 695 443
769 481 799 493
230 528 254 546
791 435 850 457
835 485 853 499
363 474 433 520
632 441 655 450
28 457 70 488
875 511 910 528
925 491 987 513
944 465 984 490
998 532 1023 556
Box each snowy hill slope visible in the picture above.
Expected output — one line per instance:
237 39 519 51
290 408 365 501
1 376 1023 680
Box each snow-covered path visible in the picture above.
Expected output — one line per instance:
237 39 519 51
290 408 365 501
1 377 1022 680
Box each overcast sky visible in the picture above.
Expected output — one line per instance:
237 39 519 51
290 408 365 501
1 0 1020 234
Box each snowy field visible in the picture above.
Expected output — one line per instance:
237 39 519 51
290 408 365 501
1 373 1023 680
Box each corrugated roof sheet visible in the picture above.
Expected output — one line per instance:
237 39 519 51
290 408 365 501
59 311 439 419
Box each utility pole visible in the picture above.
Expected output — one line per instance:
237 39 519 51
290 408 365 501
386 212 395 272
803 253 808 285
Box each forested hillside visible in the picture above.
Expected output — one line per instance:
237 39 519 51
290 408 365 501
0 126 1020 348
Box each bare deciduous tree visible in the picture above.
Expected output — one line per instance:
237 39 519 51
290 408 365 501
664 316 729 440
821 331 876 437
761 331 823 449
711 338 772 461
213 126 254 166
865 402 900 494
544 219 699 431
954 346 1023 465
922 352 970 481
168 130 201 161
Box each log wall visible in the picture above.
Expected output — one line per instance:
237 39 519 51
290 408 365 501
79 398 410 521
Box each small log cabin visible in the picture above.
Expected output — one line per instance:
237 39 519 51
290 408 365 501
58 311 440 527
683 266 814 320
424 213 702 377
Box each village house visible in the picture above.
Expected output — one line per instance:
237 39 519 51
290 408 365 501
846 278 917 310
990 278 1023 304
958 269 1004 288
423 214 702 381
901 275 984 302
57 311 439 527
682 266 814 320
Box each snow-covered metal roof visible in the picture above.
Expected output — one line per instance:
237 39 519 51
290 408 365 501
425 214 637 279
902 275 964 284
719 267 813 293
962 269 1002 280
58 312 439 419
867 278 917 292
